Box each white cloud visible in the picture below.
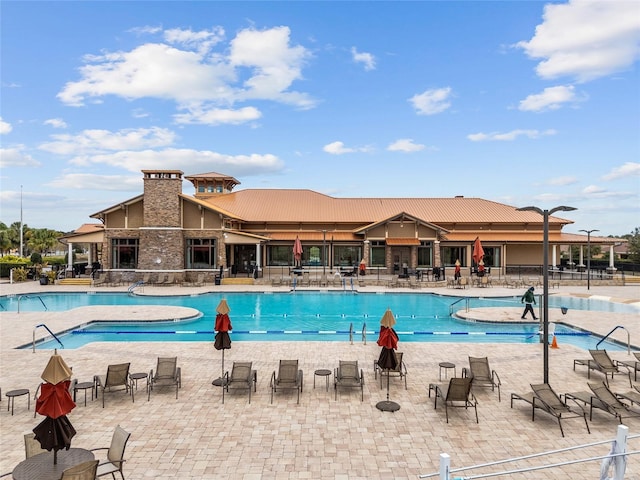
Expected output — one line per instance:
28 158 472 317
516 1 640 82
0 117 12 134
351 47 376 71
44 118 68 129
46 174 142 191
467 129 557 141
583 184 606 195
174 106 261 125
602 162 640 181
66 148 284 177
518 85 584 112
0 145 41 167
548 175 578 186
57 26 316 115
39 127 176 155
387 139 425 153
410 87 452 115
323 141 355 155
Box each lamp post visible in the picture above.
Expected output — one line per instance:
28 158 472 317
579 229 599 290
517 205 576 384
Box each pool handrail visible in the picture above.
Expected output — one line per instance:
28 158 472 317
596 325 630 354
449 297 470 316
33 323 64 352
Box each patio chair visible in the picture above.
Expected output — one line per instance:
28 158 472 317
408 276 420 289
615 352 640 381
93 273 108 287
61 460 99 480
271 276 282 287
318 274 328 287
530 384 590 437
334 360 364 401
430 377 478 423
148 357 181 401
153 273 167 286
270 359 303 404
588 382 640 423
374 351 407 389
24 432 47 458
300 272 311 287
91 424 131 480
95 363 133 407
222 361 257 404
462 356 501 401
574 350 631 387
387 275 399 288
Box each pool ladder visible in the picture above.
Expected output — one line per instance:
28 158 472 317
449 297 470 316
33 323 64 352
349 322 368 345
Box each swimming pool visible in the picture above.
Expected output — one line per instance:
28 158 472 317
5 291 635 350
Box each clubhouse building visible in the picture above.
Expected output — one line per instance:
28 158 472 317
65 169 616 284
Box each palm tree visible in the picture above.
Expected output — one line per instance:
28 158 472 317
27 228 61 255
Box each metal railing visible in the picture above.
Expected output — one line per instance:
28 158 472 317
33 323 64 352
449 297 470 316
596 325 631 354
17 294 48 313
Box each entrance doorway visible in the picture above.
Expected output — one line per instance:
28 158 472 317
227 245 257 276
391 247 410 276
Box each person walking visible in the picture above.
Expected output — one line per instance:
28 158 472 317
521 286 537 320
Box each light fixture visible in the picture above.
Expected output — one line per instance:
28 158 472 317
516 205 576 384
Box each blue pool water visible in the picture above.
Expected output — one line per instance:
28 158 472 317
3 291 636 350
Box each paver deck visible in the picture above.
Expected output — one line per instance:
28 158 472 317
1 281 639 479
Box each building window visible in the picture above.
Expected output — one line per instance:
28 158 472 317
333 245 361 267
268 245 291 266
198 185 205 193
111 238 138 269
482 247 500 267
418 241 433 267
369 241 385 266
186 238 217 269
442 246 466 267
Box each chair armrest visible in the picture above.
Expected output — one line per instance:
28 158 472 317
360 369 364 386
492 370 501 386
176 367 182 387
401 361 408 375
461 367 470 378
90 447 109 452
270 371 276 387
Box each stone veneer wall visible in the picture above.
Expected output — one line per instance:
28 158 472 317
143 175 182 227
138 229 184 272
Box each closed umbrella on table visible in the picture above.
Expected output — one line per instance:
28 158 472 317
212 299 232 387
293 236 303 268
472 236 485 266
376 308 400 412
33 349 76 464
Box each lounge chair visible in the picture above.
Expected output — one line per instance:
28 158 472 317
615 352 640 381
300 272 311 287
318 274 328 287
270 359 303 404
222 361 257 404
374 351 407 389
91 424 131 480
408 276 420 289
61 460 99 480
529 384 590 437
574 349 631 387
95 363 133 407
429 377 478 423
148 357 181 401
587 382 640 423
24 432 47 458
334 360 364 401
463 356 501 401
153 273 167 286
271 276 282 287
387 275 399 288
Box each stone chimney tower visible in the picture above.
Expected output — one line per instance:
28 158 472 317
139 170 184 272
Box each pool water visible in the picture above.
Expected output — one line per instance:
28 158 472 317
3 292 635 350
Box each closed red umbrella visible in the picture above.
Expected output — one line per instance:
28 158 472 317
293 236 303 267
472 237 485 265
376 309 400 412
212 299 232 387
33 350 76 464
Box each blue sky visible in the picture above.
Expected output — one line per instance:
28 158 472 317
1 1 639 236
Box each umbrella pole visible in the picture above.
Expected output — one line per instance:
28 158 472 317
376 360 400 412
212 349 226 387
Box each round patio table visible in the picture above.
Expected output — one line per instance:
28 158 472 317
12 448 95 480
